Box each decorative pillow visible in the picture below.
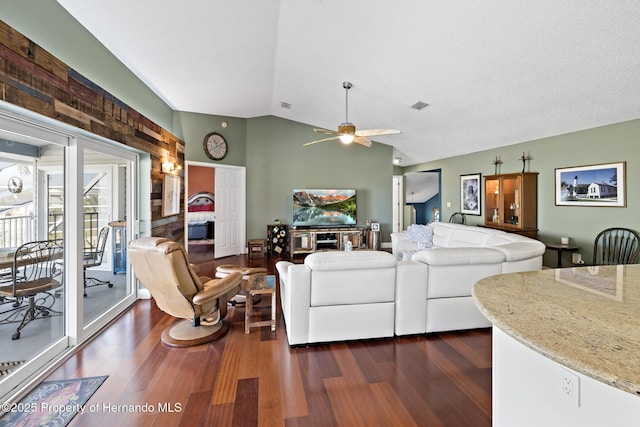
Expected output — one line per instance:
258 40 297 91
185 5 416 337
405 224 434 249
188 203 214 212
402 250 418 261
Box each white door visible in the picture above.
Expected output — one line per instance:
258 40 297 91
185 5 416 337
214 166 246 258
392 175 404 233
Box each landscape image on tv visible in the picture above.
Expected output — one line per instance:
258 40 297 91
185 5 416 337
292 189 356 227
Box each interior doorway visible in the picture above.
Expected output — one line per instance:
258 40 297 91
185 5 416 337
185 161 246 261
404 170 441 225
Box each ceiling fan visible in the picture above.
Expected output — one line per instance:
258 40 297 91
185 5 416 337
304 81 401 148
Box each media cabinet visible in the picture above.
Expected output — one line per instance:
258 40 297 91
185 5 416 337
289 227 364 255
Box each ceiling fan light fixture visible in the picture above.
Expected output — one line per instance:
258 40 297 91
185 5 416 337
339 133 355 144
304 81 400 148
338 122 355 144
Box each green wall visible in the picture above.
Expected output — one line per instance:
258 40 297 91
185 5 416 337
404 119 640 264
174 111 247 166
245 116 394 240
174 113 395 241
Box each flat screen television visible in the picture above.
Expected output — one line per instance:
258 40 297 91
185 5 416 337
292 189 356 227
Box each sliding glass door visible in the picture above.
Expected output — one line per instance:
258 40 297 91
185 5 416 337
0 107 141 401
80 144 136 330
0 114 69 396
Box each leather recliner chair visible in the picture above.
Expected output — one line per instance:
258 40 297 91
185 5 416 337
128 237 242 347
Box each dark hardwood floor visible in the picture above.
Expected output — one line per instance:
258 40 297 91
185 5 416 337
46 249 492 426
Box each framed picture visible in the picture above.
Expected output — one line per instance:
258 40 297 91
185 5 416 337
555 162 625 207
371 223 380 231
460 173 481 215
162 174 181 217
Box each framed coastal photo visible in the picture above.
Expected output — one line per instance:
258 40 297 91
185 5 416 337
162 174 181 217
555 162 625 207
460 173 481 215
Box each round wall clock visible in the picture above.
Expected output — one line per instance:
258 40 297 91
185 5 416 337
8 176 23 194
203 131 228 160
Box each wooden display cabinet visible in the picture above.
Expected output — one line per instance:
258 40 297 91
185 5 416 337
483 172 538 238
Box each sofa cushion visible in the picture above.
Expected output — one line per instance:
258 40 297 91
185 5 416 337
427 263 502 298
304 250 396 271
492 241 546 262
432 222 488 247
485 233 520 246
309 267 396 306
411 247 505 265
304 251 397 307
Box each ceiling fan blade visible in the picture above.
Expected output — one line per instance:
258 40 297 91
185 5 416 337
313 128 339 135
303 135 341 146
353 136 372 147
355 129 402 137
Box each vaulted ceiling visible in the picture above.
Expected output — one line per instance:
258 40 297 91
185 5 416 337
57 0 640 166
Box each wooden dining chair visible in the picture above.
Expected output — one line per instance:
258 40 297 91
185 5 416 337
592 227 640 265
0 240 63 340
449 212 466 224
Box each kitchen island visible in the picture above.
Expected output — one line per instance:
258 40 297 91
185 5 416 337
473 265 640 427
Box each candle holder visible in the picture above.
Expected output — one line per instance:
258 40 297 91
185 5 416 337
492 158 503 175
520 153 532 173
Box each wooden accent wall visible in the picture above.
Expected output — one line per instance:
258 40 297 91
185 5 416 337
0 20 184 240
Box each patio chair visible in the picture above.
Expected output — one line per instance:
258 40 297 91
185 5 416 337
0 240 63 340
84 226 112 296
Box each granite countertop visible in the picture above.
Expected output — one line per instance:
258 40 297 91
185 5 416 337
473 264 640 397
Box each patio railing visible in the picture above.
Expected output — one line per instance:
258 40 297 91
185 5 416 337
0 212 100 250
0 215 34 250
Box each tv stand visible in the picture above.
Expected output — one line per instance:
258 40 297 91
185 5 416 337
290 227 364 255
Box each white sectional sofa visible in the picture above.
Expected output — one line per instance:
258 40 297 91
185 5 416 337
391 222 546 334
275 223 545 345
276 250 426 345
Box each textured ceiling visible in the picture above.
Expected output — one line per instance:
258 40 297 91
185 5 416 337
57 0 640 166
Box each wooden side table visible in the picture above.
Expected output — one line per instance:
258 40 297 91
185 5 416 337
245 274 277 334
248 239 265 258
545 242 580 268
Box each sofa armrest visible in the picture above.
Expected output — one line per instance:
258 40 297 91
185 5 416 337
391 232 419 260
395 260 429 335
194 272 242 305
492 241 546 262
282 264 311 345
411 247 505 265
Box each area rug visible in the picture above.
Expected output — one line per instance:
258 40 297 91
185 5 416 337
0 375 108 427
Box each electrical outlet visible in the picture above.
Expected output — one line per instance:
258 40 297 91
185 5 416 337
561 368 580 407
571 253 584 264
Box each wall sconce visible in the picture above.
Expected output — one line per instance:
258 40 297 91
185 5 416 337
393 157 402 165
161 161 179 174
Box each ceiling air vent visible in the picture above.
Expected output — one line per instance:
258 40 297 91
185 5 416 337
280 101 291 109
411 101 429 110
